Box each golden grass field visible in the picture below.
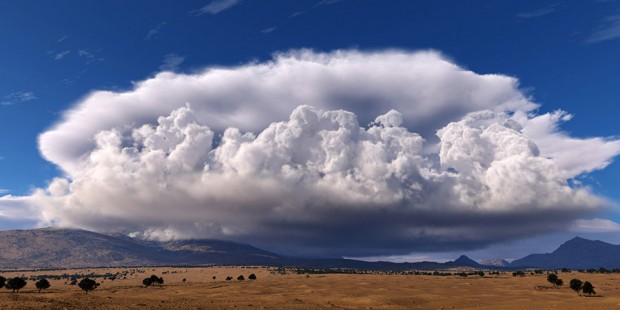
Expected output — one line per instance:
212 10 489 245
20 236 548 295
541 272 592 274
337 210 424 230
1 266 620 309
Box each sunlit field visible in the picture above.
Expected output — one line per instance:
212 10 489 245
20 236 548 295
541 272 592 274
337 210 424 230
1 266 620 309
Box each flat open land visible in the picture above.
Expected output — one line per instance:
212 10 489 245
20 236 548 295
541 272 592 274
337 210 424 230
1 267 620 309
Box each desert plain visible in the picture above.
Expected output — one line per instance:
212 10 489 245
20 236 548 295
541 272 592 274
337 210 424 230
1 266 620 309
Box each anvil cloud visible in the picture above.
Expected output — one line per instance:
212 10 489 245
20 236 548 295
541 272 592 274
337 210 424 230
3 50 619 256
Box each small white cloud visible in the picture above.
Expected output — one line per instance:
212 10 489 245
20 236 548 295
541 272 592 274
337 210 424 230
197 0 240 15
587 14 620 43
0 189 8 194
78 50 94 59
145 21 168 40
571 218 620 233
57 35 68 43
261 26 276 34
517 4 559 19
1 91 37 106
315 0 345 7
54 50 70 60
159 53 186 71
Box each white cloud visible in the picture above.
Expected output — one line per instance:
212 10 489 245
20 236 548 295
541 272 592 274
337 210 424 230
54 50 70 60
159 53 186 71
39 50 540 175
78 50 94 59
261 26 277 34
14 105 607 256
571 218 620 233
197 0 240 15
1 91 36 106
519 110 620 177
2 49 616 256
517 4 559 19
145 22 167 40
587 14 620 43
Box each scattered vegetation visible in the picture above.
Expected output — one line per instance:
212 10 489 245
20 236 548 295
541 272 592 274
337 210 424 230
6 277 27 293
78 278 99 294
237 275 245 281
569 279 582 294
35 278 51 292
582 281 595 296
249 273 257 280
143 275 164 287
546 274 563 288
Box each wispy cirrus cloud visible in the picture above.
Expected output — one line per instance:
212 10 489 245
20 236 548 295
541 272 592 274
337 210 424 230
261 26 276 34
1 91 36 106
53 50 70 60
290 0 345 18
571 218 620 233
587 14 620 43
145 21 168 40
196 0 240 15
159 53 186 71
517 3 559 19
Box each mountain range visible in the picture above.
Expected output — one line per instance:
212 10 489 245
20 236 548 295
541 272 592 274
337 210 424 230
0 228 618 270
509 237 620 269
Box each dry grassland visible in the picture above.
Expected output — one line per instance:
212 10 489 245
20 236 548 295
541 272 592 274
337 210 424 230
1 266 620 309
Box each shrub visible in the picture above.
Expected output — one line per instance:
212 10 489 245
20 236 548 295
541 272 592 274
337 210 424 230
569 278 582 294
249 274 257 280
547 274 559 287
582 281 595 296
6 277 27 293
78 278 99 294
35 278 51 293
143 275 164 287
0 276 5 289
237 275 245 281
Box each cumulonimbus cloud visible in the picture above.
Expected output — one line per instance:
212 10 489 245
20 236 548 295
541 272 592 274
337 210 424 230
2 49 619 256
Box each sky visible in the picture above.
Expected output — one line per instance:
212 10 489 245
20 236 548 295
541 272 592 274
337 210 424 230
1 0 620 261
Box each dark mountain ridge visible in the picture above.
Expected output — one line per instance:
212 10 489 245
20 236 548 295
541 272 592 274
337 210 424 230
3 228 616 270
0 227 490 270
510 237 620 269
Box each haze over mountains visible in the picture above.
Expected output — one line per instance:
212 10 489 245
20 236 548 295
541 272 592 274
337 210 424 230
0 228 618 270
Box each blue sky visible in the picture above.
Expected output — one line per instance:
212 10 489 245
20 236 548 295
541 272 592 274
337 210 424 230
1 0 620 260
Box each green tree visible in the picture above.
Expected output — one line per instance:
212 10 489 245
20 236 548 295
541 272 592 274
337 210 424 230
582 281 595 296
78 278 99 294
237 275 245 281
248 274 257 280
143 275 164 287
6 277 27 293
555 278 563 287
569 278 582 295
0 276 6 289
35 278 51 293
547 274 559 287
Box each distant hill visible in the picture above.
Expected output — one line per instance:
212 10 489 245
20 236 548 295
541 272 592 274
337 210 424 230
479 258 510 267
511 237 620 269
0 228 502 270
8 228 614 271
0 228 161 268
446 255 482 268
0 228 282 269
